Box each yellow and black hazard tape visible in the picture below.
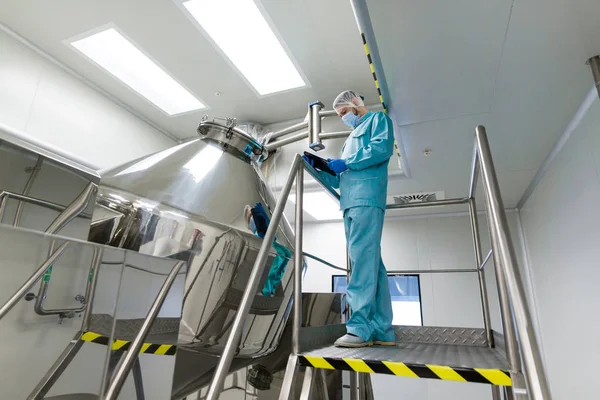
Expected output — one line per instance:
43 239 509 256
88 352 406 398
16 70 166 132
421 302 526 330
81 332 177 356
360 32 402 160
299 355 512 387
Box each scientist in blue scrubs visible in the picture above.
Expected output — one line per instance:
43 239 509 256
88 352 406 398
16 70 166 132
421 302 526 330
303 90 395 348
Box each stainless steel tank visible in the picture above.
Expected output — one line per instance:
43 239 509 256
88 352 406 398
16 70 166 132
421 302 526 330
88 121 296 362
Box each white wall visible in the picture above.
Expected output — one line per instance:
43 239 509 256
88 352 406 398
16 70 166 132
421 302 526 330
0 29 175 170
519 99 600 400
303 212 527 400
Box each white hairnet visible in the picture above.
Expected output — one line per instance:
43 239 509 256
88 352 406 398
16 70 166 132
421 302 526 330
333 90 365 111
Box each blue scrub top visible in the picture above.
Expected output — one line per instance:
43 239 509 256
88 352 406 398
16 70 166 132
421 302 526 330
318 111 395 211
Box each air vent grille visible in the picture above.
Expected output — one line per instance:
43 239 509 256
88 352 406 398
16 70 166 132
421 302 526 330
388 191 445 205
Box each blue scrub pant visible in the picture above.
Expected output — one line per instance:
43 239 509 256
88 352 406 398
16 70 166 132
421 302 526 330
343 206 394 342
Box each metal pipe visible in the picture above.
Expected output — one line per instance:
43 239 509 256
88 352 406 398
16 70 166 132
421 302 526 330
264 131 308 152
468 144 479 198
320 131 352 140
587 55 600 98
468 198 494 347
476 125 551 400
319 109 338 117
385 197 468 210
292 165 303 355
46 181 97 234
480 249 493 270
270 121 309 140
0 241 69 320
0 191 92 219
387 268 478 274
206 155 303 400
308 102 325 151
14 155 43 227
104 260 185 400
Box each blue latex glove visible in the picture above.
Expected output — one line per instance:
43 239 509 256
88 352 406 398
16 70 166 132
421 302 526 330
251 202 270 238
302 155 315 168
328 158 348 175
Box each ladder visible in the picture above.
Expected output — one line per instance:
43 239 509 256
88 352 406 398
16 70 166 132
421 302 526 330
203 126 552 400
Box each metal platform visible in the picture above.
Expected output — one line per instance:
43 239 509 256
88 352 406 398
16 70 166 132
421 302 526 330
81 314 180 355
297 325 512 387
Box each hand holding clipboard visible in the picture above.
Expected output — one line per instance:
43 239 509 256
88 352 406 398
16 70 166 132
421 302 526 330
302 152 336 176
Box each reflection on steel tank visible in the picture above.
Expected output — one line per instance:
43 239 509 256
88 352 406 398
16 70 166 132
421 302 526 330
88 120 298 361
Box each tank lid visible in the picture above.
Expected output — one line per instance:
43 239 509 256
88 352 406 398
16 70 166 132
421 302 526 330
197 120 262 160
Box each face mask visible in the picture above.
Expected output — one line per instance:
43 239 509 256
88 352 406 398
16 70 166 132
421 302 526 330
342 111 360 128
249 217 257 234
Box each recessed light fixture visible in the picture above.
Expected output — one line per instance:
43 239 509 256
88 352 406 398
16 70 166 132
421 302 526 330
182 0 306 96
288 192 342 221
70 28 205 115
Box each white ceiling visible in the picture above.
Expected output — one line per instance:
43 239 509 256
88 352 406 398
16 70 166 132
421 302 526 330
2 0 600 213
0 0 379 139
369 0 600 209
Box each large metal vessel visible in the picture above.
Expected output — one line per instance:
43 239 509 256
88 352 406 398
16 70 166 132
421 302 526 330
87 121 298 392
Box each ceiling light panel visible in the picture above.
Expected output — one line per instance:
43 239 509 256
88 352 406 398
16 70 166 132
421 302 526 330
70 28 205 115
182 0 306 96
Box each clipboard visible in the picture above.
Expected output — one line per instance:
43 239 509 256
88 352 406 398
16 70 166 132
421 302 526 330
303 152 336 176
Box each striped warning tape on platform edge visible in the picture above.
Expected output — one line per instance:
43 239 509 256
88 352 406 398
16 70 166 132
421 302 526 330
360 32 402 161
299 355 512 387
81 332 176 356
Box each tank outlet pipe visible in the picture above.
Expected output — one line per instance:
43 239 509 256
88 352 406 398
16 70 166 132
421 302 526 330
308 101 325 151
587 55 600 99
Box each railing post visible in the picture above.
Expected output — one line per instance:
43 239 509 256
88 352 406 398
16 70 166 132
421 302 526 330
206 155 303 400
104 260 185 400
468 198 494 348
292 163 304 355
475 125 551 400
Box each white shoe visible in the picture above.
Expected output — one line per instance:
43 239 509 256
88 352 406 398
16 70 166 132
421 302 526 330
334 334 373 348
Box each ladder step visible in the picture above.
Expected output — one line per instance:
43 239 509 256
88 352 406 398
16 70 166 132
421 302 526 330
298 343 511 387
44 394 99 400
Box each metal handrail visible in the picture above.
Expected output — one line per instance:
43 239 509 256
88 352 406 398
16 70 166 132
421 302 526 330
0 242 69 320
34 182 99 317
0 191 93 223
474 126 551 399
104 260 186 400
205 124 551 400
